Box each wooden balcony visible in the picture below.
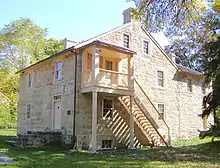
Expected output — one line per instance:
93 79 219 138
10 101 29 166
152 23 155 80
81 42 135 96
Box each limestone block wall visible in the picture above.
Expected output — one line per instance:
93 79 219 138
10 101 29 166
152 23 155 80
98 22 207 140
17 53 75 136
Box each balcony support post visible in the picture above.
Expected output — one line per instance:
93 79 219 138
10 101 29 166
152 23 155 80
91 91 98 152
129 95 135 149
128 55 134 89
92 45 100 85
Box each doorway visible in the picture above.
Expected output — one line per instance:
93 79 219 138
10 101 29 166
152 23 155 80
53 100 61 129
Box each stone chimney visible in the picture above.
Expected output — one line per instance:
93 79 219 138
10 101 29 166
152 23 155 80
123 8 132 24
63 38 77 49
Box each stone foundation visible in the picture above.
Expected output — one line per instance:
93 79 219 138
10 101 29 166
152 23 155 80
17 131 63 148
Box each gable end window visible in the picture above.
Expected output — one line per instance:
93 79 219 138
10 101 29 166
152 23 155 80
56 62 62 80
27 104 31 119
157 71 164 87
158 104 164 120
28 73 32 88
186 79 192 92
143 40 149 54
102 99 113 119
123 34 129 48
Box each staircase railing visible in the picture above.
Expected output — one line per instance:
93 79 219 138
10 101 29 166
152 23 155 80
134 78 171 147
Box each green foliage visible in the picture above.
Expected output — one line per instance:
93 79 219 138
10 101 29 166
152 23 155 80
0 18 64 129
130 0 206 35
0 104 17 129
0 129 220 167
0 18 64 72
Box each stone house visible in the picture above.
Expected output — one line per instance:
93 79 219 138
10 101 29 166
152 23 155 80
16 8 212 151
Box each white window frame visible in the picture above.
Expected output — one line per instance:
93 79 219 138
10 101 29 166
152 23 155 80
157 70 164 87
157 104 165 120
55 61 62 81
143 40 149 55
186 78 192 92
28 73 32 88
123 34 130 48
26 104 31 119
102 98 114 119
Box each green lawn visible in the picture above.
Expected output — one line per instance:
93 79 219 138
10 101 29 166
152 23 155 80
0 129 220 168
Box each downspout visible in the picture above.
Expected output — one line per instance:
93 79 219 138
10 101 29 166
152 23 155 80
71 49 77 149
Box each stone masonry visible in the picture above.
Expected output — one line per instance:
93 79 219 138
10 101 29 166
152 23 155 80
17 10 213 149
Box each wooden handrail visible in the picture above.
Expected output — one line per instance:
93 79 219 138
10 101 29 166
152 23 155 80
134 78 170 128
134 78 171 146
99 68 129 76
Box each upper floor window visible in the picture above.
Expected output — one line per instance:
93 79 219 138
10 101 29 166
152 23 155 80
158 104 165 120
202 84 206 95
26 104 31 119
54 95 61 100
143 40 149 54
102 99 113 119
123 34 129 48
28 73 32 88
186 79 192 92
56 62 62 80
157 71 164 87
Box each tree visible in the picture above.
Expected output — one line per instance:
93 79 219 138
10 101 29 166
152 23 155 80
131 0 220 138
0 18 64 72
130 0 207 35
0 18 64 128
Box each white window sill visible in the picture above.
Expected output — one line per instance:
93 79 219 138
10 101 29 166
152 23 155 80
156 86 165 90
101 117 113 121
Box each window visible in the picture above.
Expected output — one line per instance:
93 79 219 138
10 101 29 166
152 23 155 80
27 104 31 119
202 84 206 95
105 60 113 80
158 104 164 120
123 34 129 48
56 62 62 80
186 79 192 92
102 99 113 118
102 140 112 149
157 71 164 87
28 73 32 88
54 95 61 100
143 40 149 54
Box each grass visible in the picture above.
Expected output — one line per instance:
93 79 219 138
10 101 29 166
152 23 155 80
0 129 220 168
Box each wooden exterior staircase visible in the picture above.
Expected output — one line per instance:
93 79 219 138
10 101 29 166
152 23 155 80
119 79 171 147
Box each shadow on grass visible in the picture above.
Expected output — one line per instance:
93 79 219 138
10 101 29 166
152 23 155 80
0 134 220 168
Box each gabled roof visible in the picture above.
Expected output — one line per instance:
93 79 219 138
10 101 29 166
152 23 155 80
16 46 75 74
176 64 203 77
75 22 132 49
16 40 135 74
16 20 201 77
79 40 136 54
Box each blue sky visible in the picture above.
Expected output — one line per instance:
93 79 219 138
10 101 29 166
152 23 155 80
0 0 168 46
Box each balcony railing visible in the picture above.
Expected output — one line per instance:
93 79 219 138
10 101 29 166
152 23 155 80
82 69 131 89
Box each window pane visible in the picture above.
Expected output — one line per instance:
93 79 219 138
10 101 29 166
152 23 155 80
102 140 112 148
27 104 31 119
158 104 164 120
144 41 149 54
56 62 62 70
157 71 164 87
186 79 192 92
123 34 129 48
103 99 113 118
28 73 32 87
